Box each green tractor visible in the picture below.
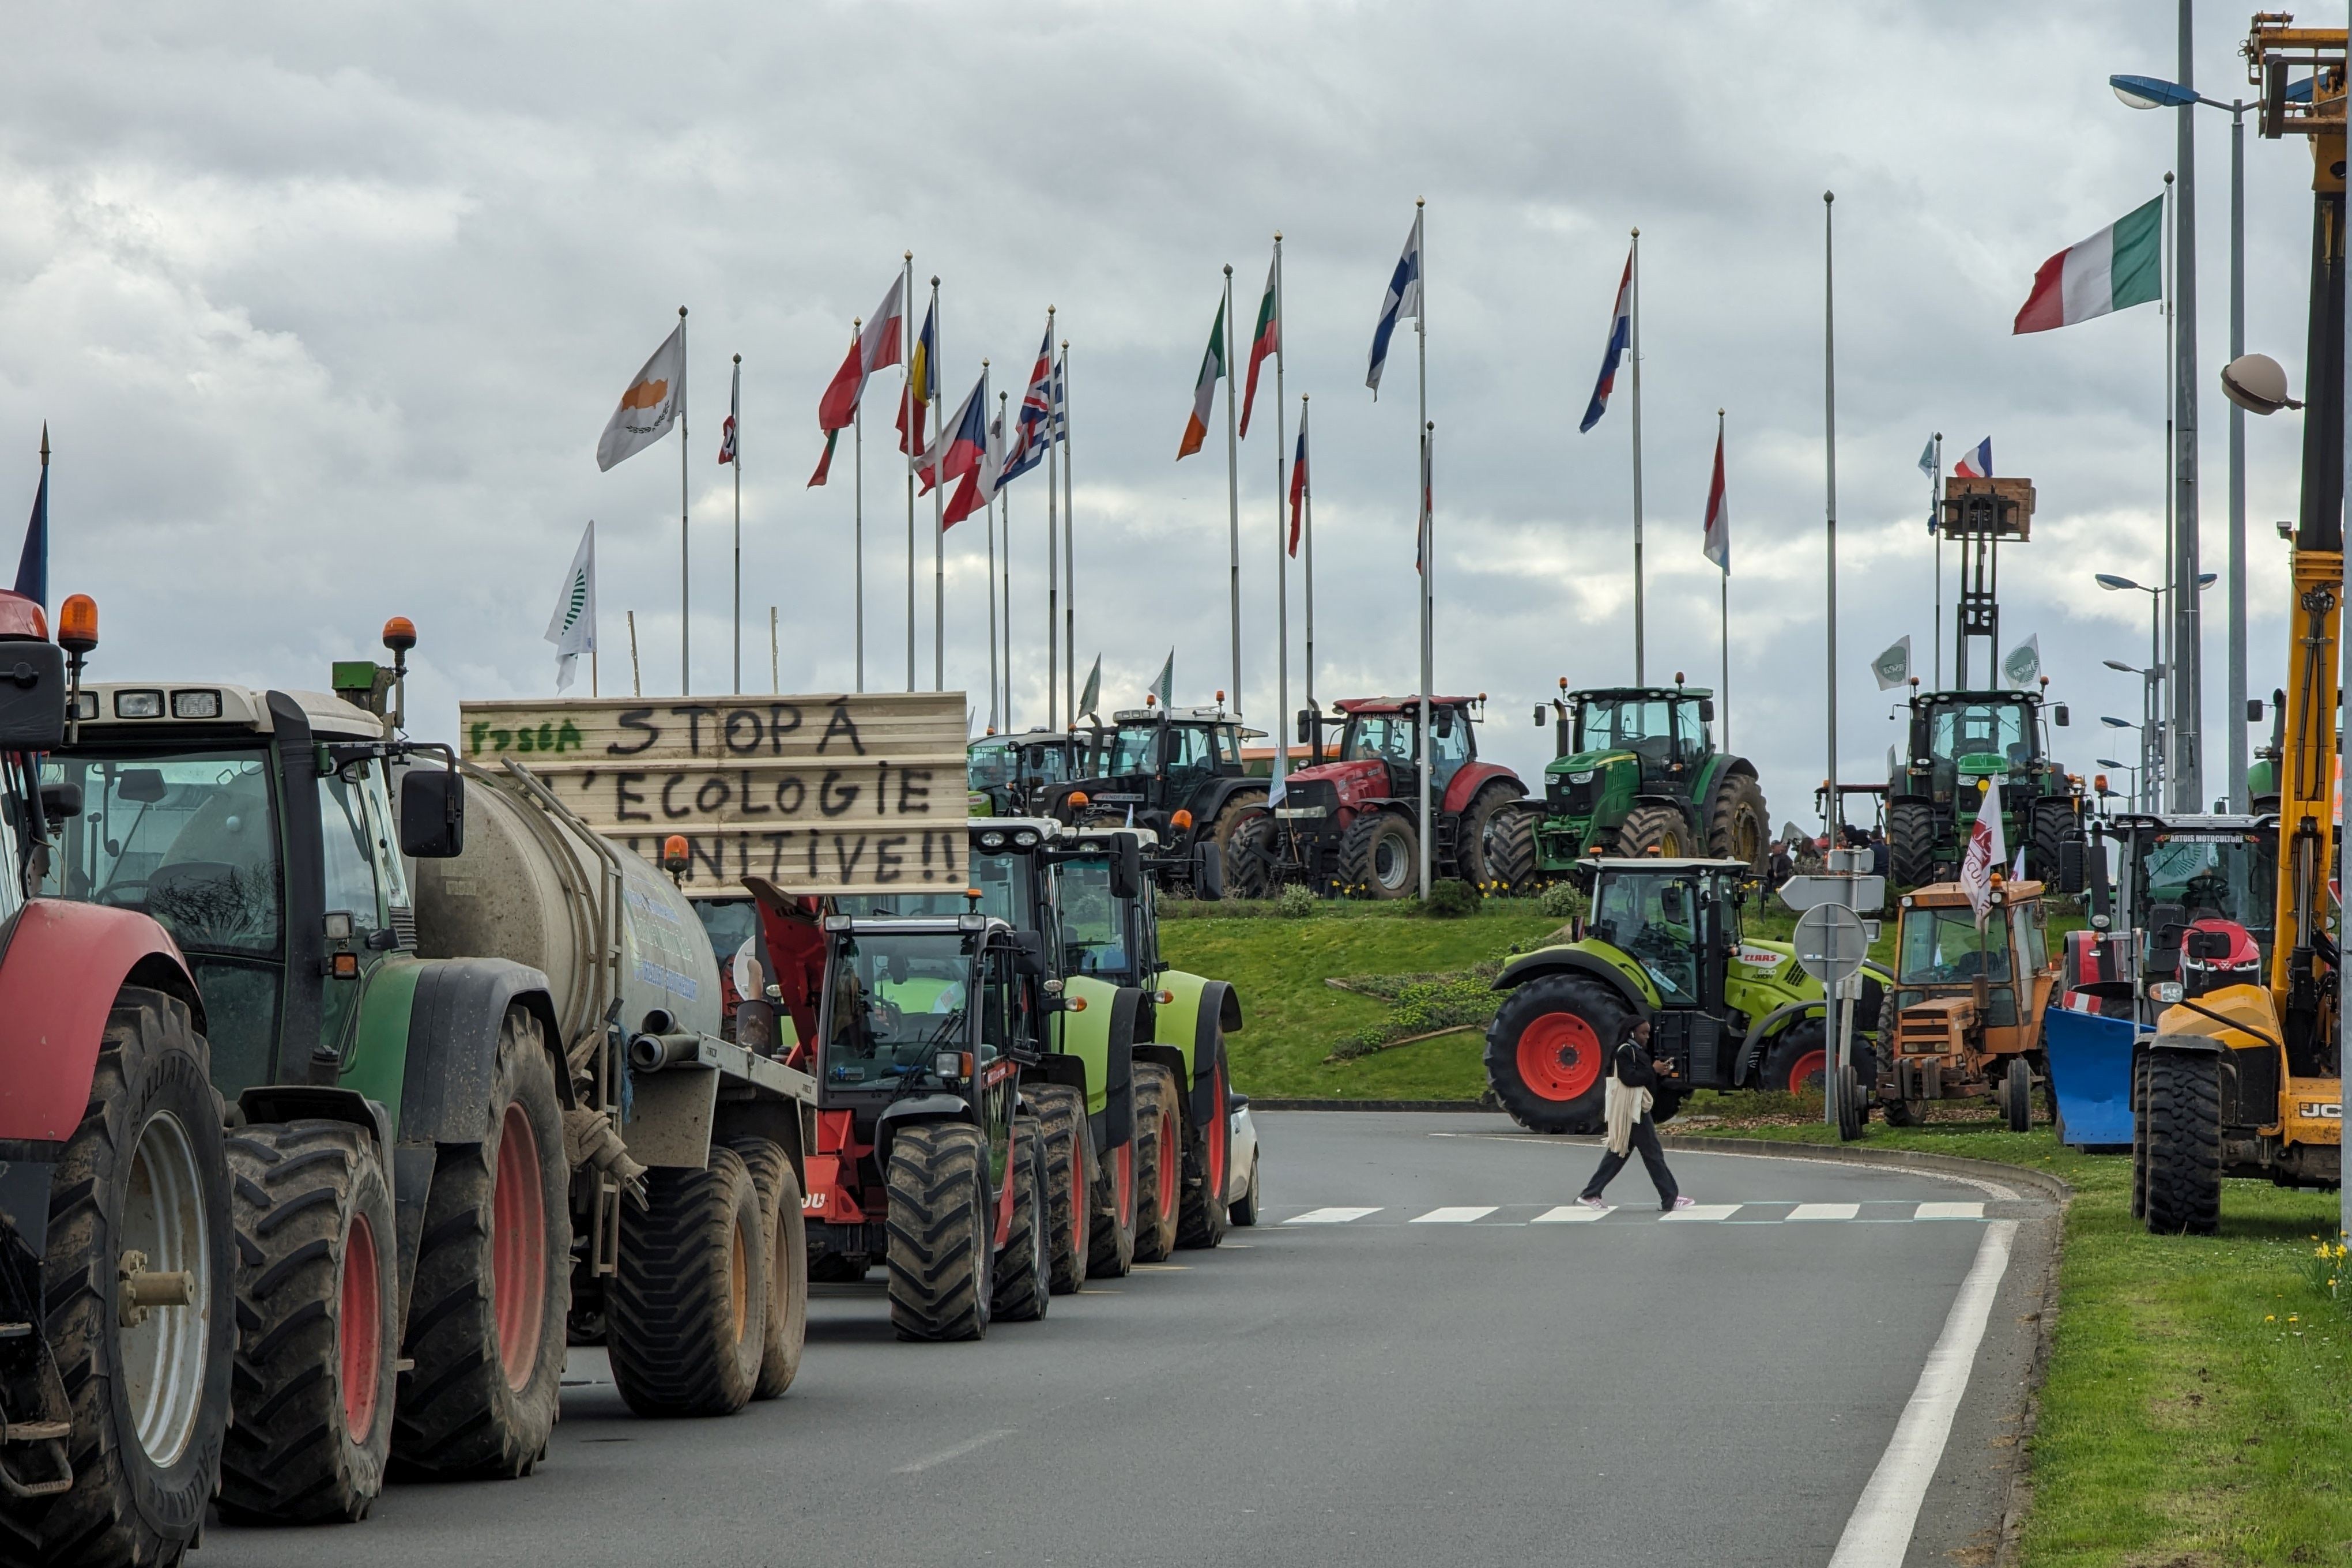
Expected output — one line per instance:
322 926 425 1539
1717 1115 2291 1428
1495 677 1769 881
1884 685 2085 889
1483 858 1882 1133
1042 699 1267 896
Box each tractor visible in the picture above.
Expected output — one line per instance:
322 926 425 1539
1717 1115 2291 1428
2061 813 2277 1028
1228 695 1526 899
1042 696 1264 897
1885 684 2085 889
1876 878 2060 1130
1498 677 1769 881
0 590 235 1568
1483 857 1882 1134
967 727 1089 817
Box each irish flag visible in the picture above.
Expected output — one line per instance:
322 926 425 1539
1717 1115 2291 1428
2012 195 2163 334
1178 296 1226 459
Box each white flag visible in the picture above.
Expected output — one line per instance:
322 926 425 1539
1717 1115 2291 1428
2002 634 2041 686
545 522 596 692
1871 635 1912 691
597 323 684 472
1958 783 2006 921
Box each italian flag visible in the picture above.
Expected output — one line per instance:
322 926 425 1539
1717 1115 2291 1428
2012 195 2163 334
1178 296 1226 459
1238 256 1279 439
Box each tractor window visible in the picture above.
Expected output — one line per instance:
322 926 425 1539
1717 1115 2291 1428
2132 832 2276 948
968 740 1017 790
1896 907 2014 985
318 774 383 937
41 749 282 956
1022 742 1073 786
1428 712 1470 787
1927 702 2033 773
1673 702 1708 757
1576 698 1675 777
1056 856 1131 978
1103 725 1159 776
819 932 974 1085
2010 901 2048 972
838 849 1032 928
1589 872 1700 1002
1343 713 1417 766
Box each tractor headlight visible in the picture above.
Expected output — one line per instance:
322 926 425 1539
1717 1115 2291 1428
2149 981 2183 1003
1567 771 1595 785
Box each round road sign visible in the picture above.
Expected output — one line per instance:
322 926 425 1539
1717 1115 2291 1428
1791 903 1869 987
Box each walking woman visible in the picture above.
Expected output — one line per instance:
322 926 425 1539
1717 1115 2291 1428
1577 1016 1696 1212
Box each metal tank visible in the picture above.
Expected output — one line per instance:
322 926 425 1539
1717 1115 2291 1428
408 759 720 1047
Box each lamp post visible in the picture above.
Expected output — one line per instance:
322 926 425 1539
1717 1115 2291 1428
2101 716 2157 812
2104 659 2166 811
2095 757 2141 806
2098 571 2215 809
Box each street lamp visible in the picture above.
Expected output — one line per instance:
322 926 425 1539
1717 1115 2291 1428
2095 757 2141 807
2101 711 2161 812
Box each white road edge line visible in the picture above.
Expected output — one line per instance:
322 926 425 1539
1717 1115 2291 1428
1828 1218 2018 1568
892 1428 1018 1474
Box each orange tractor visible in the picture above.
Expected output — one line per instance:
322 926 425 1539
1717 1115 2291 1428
1875 877 2059 1131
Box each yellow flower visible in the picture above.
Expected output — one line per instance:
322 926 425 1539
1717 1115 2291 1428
2266 1314 2276 1322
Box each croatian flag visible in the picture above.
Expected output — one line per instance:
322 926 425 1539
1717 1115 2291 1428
1365 214 1422 397
1954 438 1992 478
1579 250 1634 434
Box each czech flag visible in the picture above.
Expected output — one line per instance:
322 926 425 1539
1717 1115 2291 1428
1580 249 1634 434
1953 437 1992 478
920 372 987 500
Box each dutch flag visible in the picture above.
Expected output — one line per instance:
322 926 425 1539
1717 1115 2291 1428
1580 250 1634 434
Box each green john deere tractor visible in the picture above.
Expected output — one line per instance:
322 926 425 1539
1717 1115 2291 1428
1884 687 2085 889
1492 679 1769 883
1483 858 1883 1134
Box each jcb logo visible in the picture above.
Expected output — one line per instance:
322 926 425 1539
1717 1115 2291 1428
2298 1102 2343 1120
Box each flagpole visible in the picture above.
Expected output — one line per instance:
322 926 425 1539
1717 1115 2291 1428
1415 198 1431 903
1932 431 1943 688
1000 387 1012 728
731 352 742 695
1718 408 1729 751
1061 340 1076 727
1629 226 1646 687
2162 171 2176 808
986 361 1000 732
770 606 778 693
854 320 865 694
1822 189 1842 1133
590 518 600 698
1046 308 1060 730
627 609 642 696
677 304 690 695
1224 265 1243 717
1273 232 1291 802
904 252 916 694
1303 393 1316 714
931 276 944 693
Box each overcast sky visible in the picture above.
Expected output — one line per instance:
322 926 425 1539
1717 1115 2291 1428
0 1 2323 828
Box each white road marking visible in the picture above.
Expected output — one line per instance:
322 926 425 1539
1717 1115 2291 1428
1660 1204 1742 1222
1284 1207 1381 1224
892 1428 1017 1474
1410 1206 1499 1224
1829 1219 2018 1568
1422 1132 2026 1201
1788 1203 1861 1221
1914 1201 1985 1220
1533 1204 1612 1223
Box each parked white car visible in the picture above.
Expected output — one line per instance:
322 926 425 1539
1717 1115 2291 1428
1226 1092 1260 1226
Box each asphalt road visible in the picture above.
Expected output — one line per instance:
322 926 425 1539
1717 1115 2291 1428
207 1112 2058 1568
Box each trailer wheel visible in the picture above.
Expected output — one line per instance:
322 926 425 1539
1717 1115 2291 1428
218 1119 398 1524
0 989 232 1568
1484 976 1626 1133
2003 1057 2034 1133
1130 1066 1183 1262
610 1145 768 1414
885 1121 993 1342
2142 1047 2222 1236
1087 1133 1139 1279
992 1117 1050 1324
726 1138 808 1400
1027 1085 1091 1294
392 1007 569 1475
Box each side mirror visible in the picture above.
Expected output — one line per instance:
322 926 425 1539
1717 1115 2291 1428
2247 698 2265 721
1433 710 1454 740
0 641 67 751
1697 697 1715 724
2053 704 2070 728
1193 840 1226 902
2057 838 2086 895
1295 708 1315 745
2184 928 2233 962
1009 930 1049 978
39 780 82 823
399 767 467 859
1534 706 1545 728
1110 831 1143 901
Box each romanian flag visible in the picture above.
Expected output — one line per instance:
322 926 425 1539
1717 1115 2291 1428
1178 295 1226 459
898 299 937 458
1238 253 1279 439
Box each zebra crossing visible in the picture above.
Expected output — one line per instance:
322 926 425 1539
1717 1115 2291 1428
1281 1200 1987 1226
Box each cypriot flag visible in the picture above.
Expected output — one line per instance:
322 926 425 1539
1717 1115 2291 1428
545 522 597 692
597 324 684 472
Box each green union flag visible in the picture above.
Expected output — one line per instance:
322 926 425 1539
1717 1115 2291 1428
544 522 596 692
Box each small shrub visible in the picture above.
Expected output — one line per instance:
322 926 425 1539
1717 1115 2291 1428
1423 878 1479 918
1539 881 1589 922
1276 884 1319 919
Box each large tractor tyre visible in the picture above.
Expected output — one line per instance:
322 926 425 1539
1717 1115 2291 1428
1483 975 1629 1134
1762 1020 1831 1097
1226 811 1282 900
1707 771 1771 873
2142 1048 2223 1237
1882 1096 1923 1128
1208 791 1271 866
808 1253 871 1283
1614 802 1694 860
1130 1065 1184 1263
609 1145 768 1416
1176 1051 1233 1250
1027 1085 1091 1295
2129 1054 2151 1220
0 990 232 1568
1888 801 1940 887
218 1120 399 1524
991 1118 1051 1324
1339 810 1421 900
726 1138 808 1401
391 1007 569 1477
2003 1057 2035 1134
1457 783 1528 889
1087 1130 1140 1279
884 1121 994 1342
2029 799 2076 888
1484 805 1541 894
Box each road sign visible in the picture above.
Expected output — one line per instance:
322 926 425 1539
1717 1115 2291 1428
1778 873 1887 914
1791 903 1869 987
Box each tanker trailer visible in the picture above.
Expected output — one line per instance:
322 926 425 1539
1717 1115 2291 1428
407 757 815 1418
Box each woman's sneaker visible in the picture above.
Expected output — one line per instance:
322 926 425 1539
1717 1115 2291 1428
1666 1195 1697 1212
1576 1196 1609 1211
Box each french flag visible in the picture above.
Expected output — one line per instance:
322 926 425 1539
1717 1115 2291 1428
919 374 988 499
1580 250 1634 434
1953 437 1992 478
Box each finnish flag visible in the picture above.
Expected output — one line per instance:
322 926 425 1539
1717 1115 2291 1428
1365 215 1422 397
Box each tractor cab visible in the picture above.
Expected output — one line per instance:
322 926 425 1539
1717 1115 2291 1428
967 729 1088 817
1046 701 1264 885
1902 692 2050 808
1581 858 1740 1015
1296 695 1486 809
1886 688 2083 888
2072 814 2278 1025
1547 685 1714 793
1520 677 1769 870
1879 879 2058 1127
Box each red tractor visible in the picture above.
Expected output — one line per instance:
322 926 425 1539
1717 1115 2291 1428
1230 695 1527 899
0 591 233 1568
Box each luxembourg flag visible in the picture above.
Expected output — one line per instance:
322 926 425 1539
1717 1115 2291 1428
1953 437 1992 478
1579 249 1634 434
2012 195 2163 334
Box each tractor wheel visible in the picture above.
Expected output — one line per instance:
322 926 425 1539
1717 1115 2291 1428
2142 1047 2222 1236
1130 1065 1183 1262
1027 1084 1091 1294
1339 810 1420 899
726 1137 808 1400
1207 791 1270 895
2003 1057 2034 1133
1483 975 1628 1134
1177 1051 1232 1250
0 989 232 1568
1484 805 1540 894
1614 802 1693 859
1706 771 1770 873
2029 798 2075 887
218 1120 398 1524
609 1145 768 1414
1087 1130 1140 1279
1889 800 1940 887
392 1007 568 1477
1882 1096 1925 1128
1763 1020 1831 1096
1458 783 1528 889
991 1118 1050 1324
808 1253 871 1283
1227 811 1281 900
2129 1054 2150 1220
884 1121 994 1341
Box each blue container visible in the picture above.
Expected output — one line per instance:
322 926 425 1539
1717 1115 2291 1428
2041 1005 2142 1151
